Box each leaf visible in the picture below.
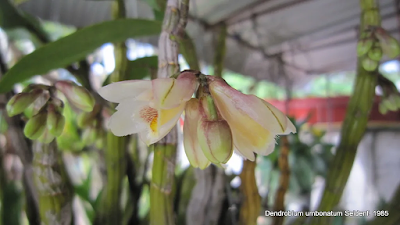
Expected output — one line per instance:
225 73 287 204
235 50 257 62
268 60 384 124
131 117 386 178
102 56 158 86
0 0 26 29
0 19 162 93
74 168 93 205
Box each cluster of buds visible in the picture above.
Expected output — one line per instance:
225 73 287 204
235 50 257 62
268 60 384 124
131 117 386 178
6 81 95 143
98 70 296 169
377 75 400 115
357 26 400 71
77 104 105 148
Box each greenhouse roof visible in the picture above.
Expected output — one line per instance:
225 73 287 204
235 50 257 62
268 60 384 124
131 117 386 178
18 0 400 88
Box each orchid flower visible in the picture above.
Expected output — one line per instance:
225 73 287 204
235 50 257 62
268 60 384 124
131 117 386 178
98 72 197 145
208 76 296 161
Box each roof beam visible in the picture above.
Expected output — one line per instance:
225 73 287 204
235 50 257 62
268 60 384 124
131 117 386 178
266 4 396 54
225 0 313 26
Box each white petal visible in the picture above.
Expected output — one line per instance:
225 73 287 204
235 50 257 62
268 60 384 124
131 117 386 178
107 102 148 136
98 80 152 103
282 117 296 134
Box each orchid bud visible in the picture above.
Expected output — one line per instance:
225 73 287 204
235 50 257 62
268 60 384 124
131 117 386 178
382 96 397 111
376 28 400 59
183 99 211 169
362 57 378 71
82 128 97 146
367 46 382 61
46 103 65 137
55 81 95 112
6 89 43 117
197 120 233 164
357 39 373 57
77 104 101 128
37 128 55 144
379 103 388 115
24 110 47 140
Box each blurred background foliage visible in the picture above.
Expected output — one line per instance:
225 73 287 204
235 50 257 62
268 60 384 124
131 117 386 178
0 0 399 225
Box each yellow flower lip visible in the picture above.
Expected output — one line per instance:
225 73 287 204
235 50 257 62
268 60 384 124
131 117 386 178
140 106 159 133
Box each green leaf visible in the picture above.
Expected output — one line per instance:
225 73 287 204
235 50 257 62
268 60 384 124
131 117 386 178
102 56 158 86
0 19 162 93
74 168 93 205
0 0 27 29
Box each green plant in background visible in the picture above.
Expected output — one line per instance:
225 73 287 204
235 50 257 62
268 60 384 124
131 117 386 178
309 0 400 224
1 0 400 225
257 117 334 221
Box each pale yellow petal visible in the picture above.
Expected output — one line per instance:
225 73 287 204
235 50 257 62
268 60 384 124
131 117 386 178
210 79 292 134
210 80 277 158
98 80 152 103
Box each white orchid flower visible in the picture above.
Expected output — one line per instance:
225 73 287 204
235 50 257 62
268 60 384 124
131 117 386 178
98 72 197 145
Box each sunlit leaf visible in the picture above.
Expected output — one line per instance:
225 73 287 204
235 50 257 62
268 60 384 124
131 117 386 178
0 19 161 93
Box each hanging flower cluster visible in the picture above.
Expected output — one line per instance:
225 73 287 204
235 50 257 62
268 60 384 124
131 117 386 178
98 70 296 169
6 81 95 143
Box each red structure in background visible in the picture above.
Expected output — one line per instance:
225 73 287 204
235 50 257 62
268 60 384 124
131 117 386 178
267 96 400 124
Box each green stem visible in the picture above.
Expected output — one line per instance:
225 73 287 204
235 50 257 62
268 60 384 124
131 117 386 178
309 1 380 224
32 141 73 225
177 31 200 70
94 133 127 225
150 141 177 225
94 1 128 224
150 0 190 223
213 23 227 77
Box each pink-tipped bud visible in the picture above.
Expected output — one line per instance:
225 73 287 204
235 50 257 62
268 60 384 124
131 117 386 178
376 28 400 59
55 81 95 112
197 120 233 164
183 99 211 169
6 89 43 117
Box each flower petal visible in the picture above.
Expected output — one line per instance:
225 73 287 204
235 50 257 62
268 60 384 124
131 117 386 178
152 76 197 109
139 102 186 145
183 99 210 169
209 78 296 135
107 101 148 136
210 79 278 159
98 80 152 103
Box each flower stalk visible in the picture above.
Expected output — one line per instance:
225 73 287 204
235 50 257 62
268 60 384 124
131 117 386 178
239 160 261 225
94 0 128 224
309 0 381 224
